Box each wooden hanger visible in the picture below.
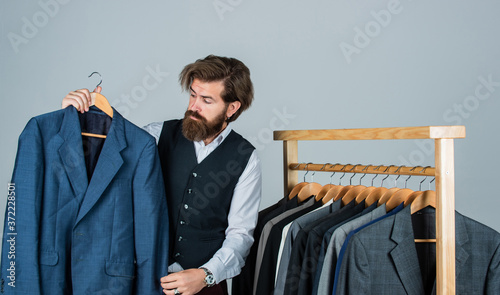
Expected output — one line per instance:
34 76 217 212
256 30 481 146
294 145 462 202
315 184 335 202
288 182 308 199
90 92 113 118
332 185 355 202
385 188 414 211
341 185 367 206
411 190 437 243
297 182 323 203
364 187 388 207
322 185 350 204
81 72 113 139
354 186 376 204
376 187 400 207
403 190 424 207
411 190 436 214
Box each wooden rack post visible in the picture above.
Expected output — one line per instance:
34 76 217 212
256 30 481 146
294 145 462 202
273 126 465 295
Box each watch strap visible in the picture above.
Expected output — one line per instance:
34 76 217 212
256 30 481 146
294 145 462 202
200 267 216 287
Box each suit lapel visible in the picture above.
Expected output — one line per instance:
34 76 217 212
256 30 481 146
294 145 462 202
454 213 469 277
428 211 469 295
390 206 425 295
56 107 89 200
75 108 127 225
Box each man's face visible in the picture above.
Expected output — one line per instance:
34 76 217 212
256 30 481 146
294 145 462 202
182 78 229 142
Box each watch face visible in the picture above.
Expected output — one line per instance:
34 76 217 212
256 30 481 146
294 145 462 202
205 275 215 285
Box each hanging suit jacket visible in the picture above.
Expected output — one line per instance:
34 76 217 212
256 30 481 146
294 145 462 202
335 205 500 295
0 106 169 294
232 196 298 295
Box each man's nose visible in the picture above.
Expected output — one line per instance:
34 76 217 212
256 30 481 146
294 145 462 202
189 98 202 112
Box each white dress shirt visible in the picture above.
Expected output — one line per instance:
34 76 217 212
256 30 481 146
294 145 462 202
143 122 262 283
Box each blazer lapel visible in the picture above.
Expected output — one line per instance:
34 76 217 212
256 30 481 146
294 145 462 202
56 107 89 201
454 214 470 277
430 212 470 294
75 108 127 225
390 206 425 295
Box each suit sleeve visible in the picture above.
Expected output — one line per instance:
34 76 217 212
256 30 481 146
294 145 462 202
132 138 169 294
1 118 43 294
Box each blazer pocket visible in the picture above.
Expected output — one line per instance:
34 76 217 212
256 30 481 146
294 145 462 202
39 251 59 266
105 260 136 279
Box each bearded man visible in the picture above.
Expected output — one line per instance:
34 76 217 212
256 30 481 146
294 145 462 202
62 55 262 295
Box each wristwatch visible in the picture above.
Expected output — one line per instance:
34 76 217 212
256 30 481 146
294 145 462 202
200 267 216 287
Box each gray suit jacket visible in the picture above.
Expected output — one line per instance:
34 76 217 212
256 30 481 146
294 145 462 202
274 200 342 295
315 204 387 295
336 205 500 295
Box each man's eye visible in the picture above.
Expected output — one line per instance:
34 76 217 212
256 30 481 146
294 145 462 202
204 99 211 104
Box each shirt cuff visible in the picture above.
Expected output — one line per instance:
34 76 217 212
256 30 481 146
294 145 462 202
200 258 226 284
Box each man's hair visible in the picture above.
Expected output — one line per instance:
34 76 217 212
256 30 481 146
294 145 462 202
179 55 254 122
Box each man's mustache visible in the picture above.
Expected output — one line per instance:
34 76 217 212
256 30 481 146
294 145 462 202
185 110 206 122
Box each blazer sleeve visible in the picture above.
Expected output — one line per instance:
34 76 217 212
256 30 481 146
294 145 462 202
1 118 44 294
132 138 169 294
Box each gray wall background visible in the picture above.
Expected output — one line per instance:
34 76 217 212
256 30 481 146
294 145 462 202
1 0 499 261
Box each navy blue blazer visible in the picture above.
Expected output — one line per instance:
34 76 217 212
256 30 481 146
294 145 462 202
1 107 169 294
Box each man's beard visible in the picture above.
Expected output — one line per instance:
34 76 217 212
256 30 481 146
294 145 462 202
182 109 227 142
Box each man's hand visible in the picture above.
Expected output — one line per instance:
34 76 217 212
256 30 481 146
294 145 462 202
160 268 207 295
62 86 101 113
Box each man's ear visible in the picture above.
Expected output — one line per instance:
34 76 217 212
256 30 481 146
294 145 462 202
226 101 241 118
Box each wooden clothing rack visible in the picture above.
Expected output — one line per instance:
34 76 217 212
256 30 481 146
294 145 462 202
273 126 466 295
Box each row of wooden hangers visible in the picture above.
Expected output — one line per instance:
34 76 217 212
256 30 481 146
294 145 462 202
288 164 436 242
80 72 114 139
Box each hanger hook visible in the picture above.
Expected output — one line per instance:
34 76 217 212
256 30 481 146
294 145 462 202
371 165 383 187
417 166 432 191
405 166 421 188
320 163 331 171
339 164 350 185
359 164 372 185
303 162 313 182
349 164 361 185
394 165 405 187
419 166 431 174
429 177 436 190
329 163 340 184
380 165 395 187
89 71 103 88
419 176 428 191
